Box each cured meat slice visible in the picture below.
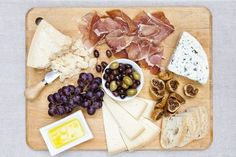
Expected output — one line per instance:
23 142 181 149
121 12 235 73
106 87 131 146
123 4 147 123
93 17 129 37
138 24 160 37
78 12 101 48
106 9 137 34
126 42 140 60
105 30 134 52
133 11 151 25
113 49 128 58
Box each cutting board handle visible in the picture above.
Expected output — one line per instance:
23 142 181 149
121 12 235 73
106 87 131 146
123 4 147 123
25 81 46 100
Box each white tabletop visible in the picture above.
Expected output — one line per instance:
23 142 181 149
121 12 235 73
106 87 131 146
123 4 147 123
0 0 235 157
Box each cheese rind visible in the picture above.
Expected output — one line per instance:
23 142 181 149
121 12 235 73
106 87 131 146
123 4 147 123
102 105 127 154
103 95 144 140
167 32 209 84
27 20 72 69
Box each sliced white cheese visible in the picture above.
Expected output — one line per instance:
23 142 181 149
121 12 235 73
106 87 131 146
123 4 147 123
138 97 156 120
102 104 127 154
103 95 145 140
167 32 209 84
120 118 160 152
116 98 147 119
27 20 72 69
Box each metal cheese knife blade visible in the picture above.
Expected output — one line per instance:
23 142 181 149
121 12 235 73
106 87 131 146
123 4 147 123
25 70 60 100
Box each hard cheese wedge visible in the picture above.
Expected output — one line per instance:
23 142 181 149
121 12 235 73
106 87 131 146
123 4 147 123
27 20 72 69
116 98 147 119
167 32 209 84
139 98 156 120
102 104 127 154
120 118 160 152
103 95 144 140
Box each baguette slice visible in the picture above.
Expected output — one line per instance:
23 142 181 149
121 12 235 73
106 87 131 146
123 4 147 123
116 98 147 120
160 116 185 149
102 105 127 154
103 95 144 140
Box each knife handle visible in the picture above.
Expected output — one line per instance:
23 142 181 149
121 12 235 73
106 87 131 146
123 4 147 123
25 80 46 100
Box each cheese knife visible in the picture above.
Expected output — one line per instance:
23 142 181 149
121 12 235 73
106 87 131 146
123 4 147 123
25 70 60 100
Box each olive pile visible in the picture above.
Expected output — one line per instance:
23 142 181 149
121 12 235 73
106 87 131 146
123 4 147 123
103 61 141 99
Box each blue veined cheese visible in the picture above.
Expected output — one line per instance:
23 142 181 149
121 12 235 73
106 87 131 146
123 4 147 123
167 32 209 84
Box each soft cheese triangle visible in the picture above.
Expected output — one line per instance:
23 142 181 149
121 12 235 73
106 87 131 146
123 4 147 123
102 105 127 154
27 20 72 69
167 32 209 84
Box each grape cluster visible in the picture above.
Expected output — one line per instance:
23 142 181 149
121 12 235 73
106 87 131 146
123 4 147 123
47 73 104 116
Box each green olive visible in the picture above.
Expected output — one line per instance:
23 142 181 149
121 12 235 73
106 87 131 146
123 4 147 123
110 62 119 70
123 76 133 86
132 71 140 80
110 81 117 91
127 89 137 96
122 83 129 89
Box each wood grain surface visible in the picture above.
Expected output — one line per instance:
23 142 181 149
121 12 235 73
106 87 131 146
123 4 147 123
25 7 212 150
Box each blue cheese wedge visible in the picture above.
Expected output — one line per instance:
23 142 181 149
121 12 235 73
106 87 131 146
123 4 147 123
167 32 209 84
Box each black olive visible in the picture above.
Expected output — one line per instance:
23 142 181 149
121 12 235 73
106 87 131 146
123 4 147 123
135 80 141 86
125 68 133 75
129 74 134 79
105 82 110 88
93 49 100 58
105 68 112 74
112 69 119 76
115 74 122 81
120 94 126 99
109 74 115 81
112 91 119 97
106 50 112 58
132 82 138 88
96 65 102 72
101 61 108 69
116 80 122 87
125 64 132 69
103 73 109 80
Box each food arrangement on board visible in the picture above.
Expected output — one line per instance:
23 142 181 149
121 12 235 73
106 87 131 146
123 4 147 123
25 8 212 156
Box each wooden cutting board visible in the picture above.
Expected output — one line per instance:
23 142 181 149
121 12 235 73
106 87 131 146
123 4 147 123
26 7 212 150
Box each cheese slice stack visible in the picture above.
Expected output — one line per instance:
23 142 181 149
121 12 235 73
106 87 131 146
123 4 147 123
167 32 209 84
27 20 72 69
103 95 160 153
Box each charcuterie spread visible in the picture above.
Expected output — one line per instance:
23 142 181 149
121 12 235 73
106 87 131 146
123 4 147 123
25 7 212 155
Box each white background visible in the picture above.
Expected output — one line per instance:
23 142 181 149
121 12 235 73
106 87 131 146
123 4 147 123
0 0 235 157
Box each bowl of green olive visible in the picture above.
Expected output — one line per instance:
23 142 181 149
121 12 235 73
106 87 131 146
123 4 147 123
102 59 144 101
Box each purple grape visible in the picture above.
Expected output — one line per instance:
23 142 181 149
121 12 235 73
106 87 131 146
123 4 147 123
82 101 90 108
95 90 104 98
79 73 88 81
68 85 75 93
53 93 61 102
57 106 66 115
58 88 64 96
68 99 76 108
62 86 70 96
48 108 55 116
74 87 83 95
47 94 55 103
86 91 93 98
93 77 102 85
61 95 68 103
64 106 72 113
89 83 99 91
87 106 96 115
72 95 81 104
92 101 102 109
78 79 86 88
48 103 54 108
87 73 94 82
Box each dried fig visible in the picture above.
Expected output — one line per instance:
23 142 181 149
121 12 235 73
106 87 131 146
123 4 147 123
169 92 185 104
155 93 169 109
184 84 199 97
151 78 165 91
158 71 173 81
166 79 179 92
166 98 180 113
151 108 164 121
149 86 165 100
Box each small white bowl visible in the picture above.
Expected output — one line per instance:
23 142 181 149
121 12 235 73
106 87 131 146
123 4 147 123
102 59 144 101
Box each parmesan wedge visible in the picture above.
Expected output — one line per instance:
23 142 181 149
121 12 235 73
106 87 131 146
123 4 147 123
103 95 144 140
138 98 156 120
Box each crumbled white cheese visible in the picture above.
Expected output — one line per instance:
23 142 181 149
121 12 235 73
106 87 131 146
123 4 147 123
49 39 96 81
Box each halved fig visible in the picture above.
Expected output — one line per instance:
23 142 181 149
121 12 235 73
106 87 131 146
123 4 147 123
158 71 173 81
184 84 199 97
151 78 165 91
166 79 179 92
151 108 164 121
169 92 185 104
166 98 180 113
155 93 169 109
149 86 165 100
